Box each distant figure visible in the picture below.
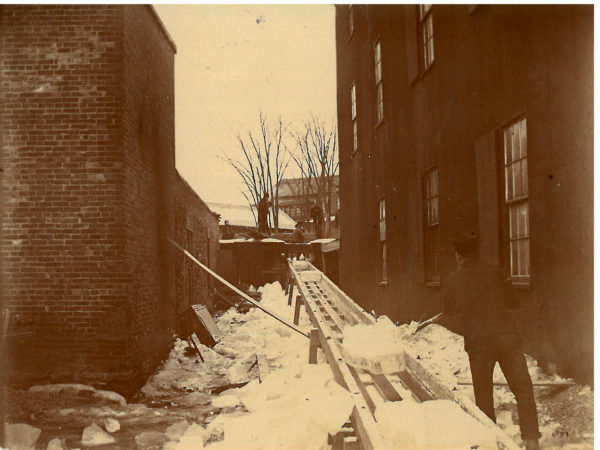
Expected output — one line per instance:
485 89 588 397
222 220 234 239
310 203 323 239
420 234 540 450
257 193 272 234
291 222 305 243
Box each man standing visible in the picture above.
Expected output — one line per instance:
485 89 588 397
423 234 540 450
257 193 272 235
310 203 323 239
291 222 305 243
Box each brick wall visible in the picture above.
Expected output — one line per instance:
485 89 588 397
174 175 221 320
1 5 219 395
1 5 129 386
121 5 178 388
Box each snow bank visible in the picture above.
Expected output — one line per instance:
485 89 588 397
166 282 353 450
341 316 406 374
376 400 498 449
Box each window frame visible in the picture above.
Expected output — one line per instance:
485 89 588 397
348 5 354 40
417 4 435 72
379 198 387 283
374 39 384 125
424 166 441 283
351 82 358 154
502 117 530 283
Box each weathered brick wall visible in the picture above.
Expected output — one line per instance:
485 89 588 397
0 5 216 395
121 5 178 388
0 5 130 386
174 175 221 318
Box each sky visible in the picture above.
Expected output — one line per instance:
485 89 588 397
154 5 338 205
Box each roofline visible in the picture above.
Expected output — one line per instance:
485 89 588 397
147 5 177 54
175 170 218 223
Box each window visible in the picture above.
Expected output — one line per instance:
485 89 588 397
351 83 358 153
503 118 529 280
418 4 434 70
348 5 354 38
379 198 387 283
374 40 383 124
424 167 440 282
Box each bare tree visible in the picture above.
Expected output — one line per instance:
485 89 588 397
224 112 291 231
291 115 339 236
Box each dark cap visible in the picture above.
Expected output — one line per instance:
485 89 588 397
453 233 479 256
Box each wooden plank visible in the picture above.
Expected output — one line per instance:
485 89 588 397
403 351 520 450
287 279 295 306
309 328 319 364
169 238 309 339
293 295 303 325
256 354 269 383
290 264 388 450
290 260 375 326
370 373 403 402
458 381 576 387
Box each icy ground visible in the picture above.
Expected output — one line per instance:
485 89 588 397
397 322 594 449
5 281 594 449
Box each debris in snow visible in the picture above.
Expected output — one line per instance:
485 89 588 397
46 437 64 450
81 423 116 446
27 383 126 406
376 400 499 449
341 316 407 374
4 423 42 450
248 284 256 292
102 417 120 433
165 420 190 441
134 431 168 448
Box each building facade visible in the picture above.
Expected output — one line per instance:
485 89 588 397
335 5 593 382
1 5 219 395
277 175 340 236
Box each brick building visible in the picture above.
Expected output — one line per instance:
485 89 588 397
335 5 593 382
0 5 219 395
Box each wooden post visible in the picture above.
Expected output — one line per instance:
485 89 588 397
287 280 295 306
309 328 319 364
293 295 303 325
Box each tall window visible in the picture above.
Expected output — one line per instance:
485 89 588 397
374 40 383 124
503 118 529 280
379 198 387 283
418 4 434 70
424 167 440 282
348 5 354 37
351 83 358 153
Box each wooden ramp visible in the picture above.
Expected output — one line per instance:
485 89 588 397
287 259 520 450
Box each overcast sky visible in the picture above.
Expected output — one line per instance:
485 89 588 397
154 5 338 205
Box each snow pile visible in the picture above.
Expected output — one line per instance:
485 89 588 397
186 365 353 449
291 260 312 271
168 282 353 449
376 400 498 449
341 316 406 374
261 237 285 243
398 322 593 448
298 270 322 282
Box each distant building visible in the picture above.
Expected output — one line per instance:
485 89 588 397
207 202 297 237
1 5 219 395
277 175 340 236
335 5 592 382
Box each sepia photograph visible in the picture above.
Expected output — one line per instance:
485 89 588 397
0 3 594 449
